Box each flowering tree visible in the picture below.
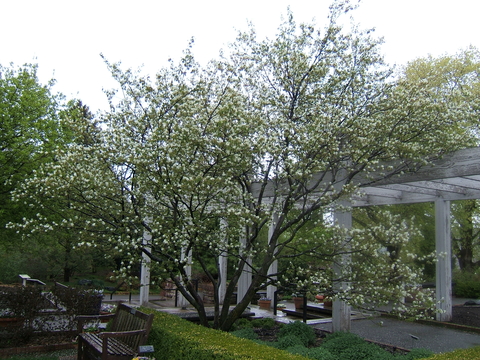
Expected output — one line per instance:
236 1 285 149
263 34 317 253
13 1 477 330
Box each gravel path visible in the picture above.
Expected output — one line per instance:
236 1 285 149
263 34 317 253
313 316 480 354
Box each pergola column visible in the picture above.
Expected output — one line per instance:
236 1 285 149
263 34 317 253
435 199 452 321
178 248 192 309
139 225 151 306
332 203 352 332
267 213 279 306
218 219 228 304
237 232 252 304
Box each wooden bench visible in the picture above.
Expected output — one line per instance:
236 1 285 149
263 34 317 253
77 303 154 360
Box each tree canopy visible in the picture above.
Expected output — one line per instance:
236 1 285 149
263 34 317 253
12 1 479 330
0 63 64 251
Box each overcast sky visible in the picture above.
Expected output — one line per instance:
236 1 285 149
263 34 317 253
1 0 479 112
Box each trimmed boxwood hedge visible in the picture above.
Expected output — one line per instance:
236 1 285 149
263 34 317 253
142 308 480 360
427 346 480 359
142 309 309 360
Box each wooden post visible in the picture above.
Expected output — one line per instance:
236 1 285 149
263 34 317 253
435 199 452 321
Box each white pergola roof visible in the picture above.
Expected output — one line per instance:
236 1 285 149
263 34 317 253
353 147 480 207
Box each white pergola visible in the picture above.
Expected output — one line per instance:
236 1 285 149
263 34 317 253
330 147 480 330
140 147 480 331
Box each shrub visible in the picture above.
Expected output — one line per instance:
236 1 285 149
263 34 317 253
339 342 394 360
231 328 258 340
143 308 309 360
0 285 48 348
321 331 368 357
453 271 480 298
286 345 310 357
251 317 276 329
230 317 253 331
405 348 434 360
305 347 337 360
427 346 480 359
278 321 316 347
275 335 305 350
51 284 103 316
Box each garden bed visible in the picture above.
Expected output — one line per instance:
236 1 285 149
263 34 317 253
0 332 76 358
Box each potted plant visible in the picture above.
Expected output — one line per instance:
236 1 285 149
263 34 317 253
292 294 304 310
258 297 272 310
276 303 287 311
99 303 117 322
323 296 333 308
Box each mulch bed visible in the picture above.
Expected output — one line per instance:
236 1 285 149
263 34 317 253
0 332 77 358
450 305 480 328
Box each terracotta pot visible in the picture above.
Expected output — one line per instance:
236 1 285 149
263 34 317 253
323 300 333 308
258 300 271 310
293 297 304 310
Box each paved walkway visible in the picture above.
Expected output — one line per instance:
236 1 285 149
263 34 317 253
105 293 480 354
314 317 480 354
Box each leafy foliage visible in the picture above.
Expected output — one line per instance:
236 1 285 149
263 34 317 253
453 271 480 298
0 285 51 347
278 321 316 347
144 309 308 360
405 348 434 360
251 317 276 330
275 335 305 350
230 327 259 340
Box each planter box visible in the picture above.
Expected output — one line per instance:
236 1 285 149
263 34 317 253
258 300 271 310
0 317 24 328
293 297 304 310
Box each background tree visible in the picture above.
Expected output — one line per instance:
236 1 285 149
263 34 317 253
0 65 102 283
13 1 479 330
0 63 62 244
405 48 480 274
0 63 66 282
452 200 480 271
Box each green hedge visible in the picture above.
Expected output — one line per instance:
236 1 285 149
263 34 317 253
427 346 480 359
453 271 480 298
142 309 480 360
143 309 308 360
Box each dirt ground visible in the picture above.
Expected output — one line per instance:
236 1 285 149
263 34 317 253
450 305 480 328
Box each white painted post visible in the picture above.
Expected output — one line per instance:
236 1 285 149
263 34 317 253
435 199 452 321
178 248 192 309
332 203 352 332
267 213 279 307
237 231 252 305
139 226 151 306
218 219 228 304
